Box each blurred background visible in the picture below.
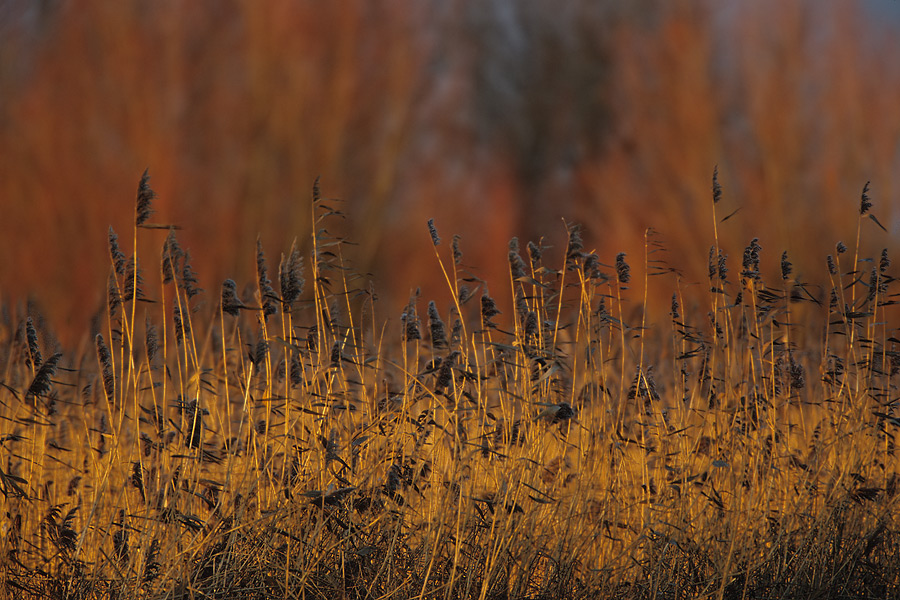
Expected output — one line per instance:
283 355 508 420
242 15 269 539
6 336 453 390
2 0 899 347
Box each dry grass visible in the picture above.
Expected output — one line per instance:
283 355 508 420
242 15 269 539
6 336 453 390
1 171 899 600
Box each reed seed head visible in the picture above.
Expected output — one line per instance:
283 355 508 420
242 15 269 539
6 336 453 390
136 168 157 227
615 252 630 285
860 181 872 215
256 239 277 318
279 242 305 309
402 293 421 342
25 317 42 369
450 318 462 346
428 301 447 348
780 251 792 281
565 224 584 271
427 219 440 246
509 242 527 280
452 235 463 265
107 273 121 317
712 165 722 204
527 240 542 269
173 303 189 346
741 238 761 282
161 229 182 285
436 350 459 391
481 294 501 326
145 316 158 363
108 227 127 276
123 256 144 302
180 251 201 299
25 351 62 401
584 253 603 280
221 279 244 317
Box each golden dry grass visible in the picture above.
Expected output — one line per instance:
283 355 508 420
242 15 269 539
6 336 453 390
1 172 899 599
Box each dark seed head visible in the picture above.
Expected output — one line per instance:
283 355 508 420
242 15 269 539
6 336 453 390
452 235 463 265
481 294 501 326
256 239 277 318
108 227 127 276
136 168 157 227
780 251 792 281
565 224 584 271
717 251 728 282
509 246 527 280
221 279 243 317
428 301 447 349
860 181 872 215
427 219 440 246
402 293 421 342
615 253 630 285
712 166 722 205
527 240 542 269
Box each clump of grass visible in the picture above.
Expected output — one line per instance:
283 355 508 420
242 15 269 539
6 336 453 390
0 170 898 599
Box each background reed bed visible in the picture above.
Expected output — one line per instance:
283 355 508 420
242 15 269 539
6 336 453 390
0 171 898 599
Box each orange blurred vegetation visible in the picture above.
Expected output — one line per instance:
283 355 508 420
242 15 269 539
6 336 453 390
1 0 899 347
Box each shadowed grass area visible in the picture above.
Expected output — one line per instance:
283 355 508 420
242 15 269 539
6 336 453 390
1 172 899 599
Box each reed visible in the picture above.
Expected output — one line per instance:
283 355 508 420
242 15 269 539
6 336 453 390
0 170 898 599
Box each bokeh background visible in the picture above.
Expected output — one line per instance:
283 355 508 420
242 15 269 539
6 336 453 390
2 0 899 347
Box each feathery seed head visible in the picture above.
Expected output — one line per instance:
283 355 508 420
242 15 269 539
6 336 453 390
107 272 121 317
108 227 127 276
583 253 598 280
25 317 42 369
527 240 542 269
161 230 182 285
565 224 584 271
452 235 463 265
741 238 762 282
712 165 722 204
256 239 277 318
427 219 440 246
136 168 157 227
615 252 630 285
481 294 501 326
221 279 244 317
509 244 527 280
180 251 201 299
145 316 158 363
279 241 305 309
860 181 872 215
780 251 792 281
428 301 447 348
402 293 421 342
